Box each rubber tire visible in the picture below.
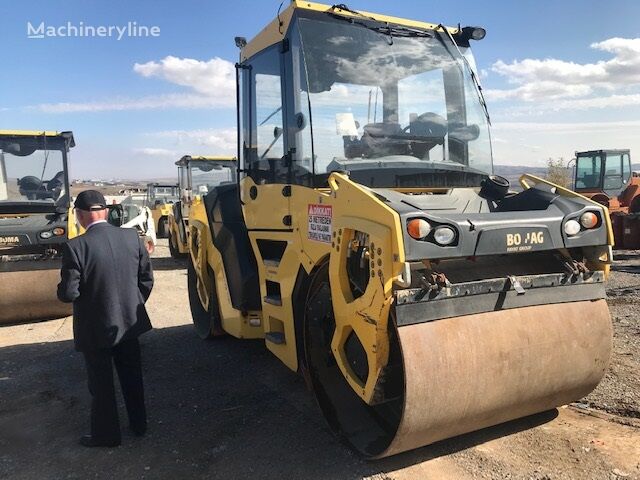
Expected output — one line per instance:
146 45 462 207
169 232 186 259
187 259 222 339
157 218 169 238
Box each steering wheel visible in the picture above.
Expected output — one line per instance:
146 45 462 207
403 112 448 138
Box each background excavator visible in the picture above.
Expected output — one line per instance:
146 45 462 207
186 2 613 458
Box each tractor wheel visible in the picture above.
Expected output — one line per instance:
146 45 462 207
187 259 223 339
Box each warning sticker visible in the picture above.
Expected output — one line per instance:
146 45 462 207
308 204 332 243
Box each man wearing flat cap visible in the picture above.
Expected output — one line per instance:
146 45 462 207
58 190 154 447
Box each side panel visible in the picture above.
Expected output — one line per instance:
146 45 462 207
241 172 406 403
189 212 264 340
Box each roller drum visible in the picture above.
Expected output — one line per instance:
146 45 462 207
0 267 71 325
378 299 612 457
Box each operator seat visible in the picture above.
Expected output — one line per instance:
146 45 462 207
204 184 261 311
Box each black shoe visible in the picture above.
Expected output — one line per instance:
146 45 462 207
79 435 121 448
129 423 147 437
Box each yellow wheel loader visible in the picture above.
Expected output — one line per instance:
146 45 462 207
167 155 236 258
144 182 179 238
187 2 613 458
0 130 79 324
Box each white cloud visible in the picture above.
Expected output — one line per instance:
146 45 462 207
488 37 640 103
133 56 235 99
32 55 236 113
145 128 236 153
36 92 231 113
133 147 176 157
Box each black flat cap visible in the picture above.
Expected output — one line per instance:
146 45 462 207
74 190 107 211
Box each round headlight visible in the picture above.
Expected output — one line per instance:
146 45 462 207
39 231 53 239
433 226 456 245
580 212 598 229
564 219 581 236
407 218 431 240
52 227 65 236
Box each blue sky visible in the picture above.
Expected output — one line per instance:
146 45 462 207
1 0 640 179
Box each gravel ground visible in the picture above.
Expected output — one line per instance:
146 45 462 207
584 250 640 419
0 240 638 480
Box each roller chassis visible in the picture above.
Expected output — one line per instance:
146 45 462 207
185 0 614 458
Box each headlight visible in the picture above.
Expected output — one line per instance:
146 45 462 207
580 212 599 229
433 226 456 245
39 231 53 239
52 227 65 236
407 218 431 240
564 220 581 236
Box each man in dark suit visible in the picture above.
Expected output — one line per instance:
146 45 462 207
57 190 154 447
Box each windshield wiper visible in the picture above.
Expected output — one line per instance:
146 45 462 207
432 24 491 125
327 6 432 40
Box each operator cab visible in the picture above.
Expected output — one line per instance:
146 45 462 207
0 131 74 213
145 183 179 208
237 3 491 189
574 149 632 197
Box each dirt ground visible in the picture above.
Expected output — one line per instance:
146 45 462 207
0 240 638 480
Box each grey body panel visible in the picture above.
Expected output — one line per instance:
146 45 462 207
373 187 608 260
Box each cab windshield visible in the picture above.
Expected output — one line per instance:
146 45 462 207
297 15 492 187
190 161 235 195
0 140 67 205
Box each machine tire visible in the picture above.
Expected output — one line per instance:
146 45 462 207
187 259 223 339
169 232 186 259
157 218 169 238
303 262 403 457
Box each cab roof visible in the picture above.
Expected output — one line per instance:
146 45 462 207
576 149 631 156
0 130 75 148
241 1 459 61
175 155 237 166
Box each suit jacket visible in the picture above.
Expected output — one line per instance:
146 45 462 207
57 222 154 352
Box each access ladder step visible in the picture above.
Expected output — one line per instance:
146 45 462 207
265 332 286 345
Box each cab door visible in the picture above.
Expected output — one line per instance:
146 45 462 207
240 43 291 230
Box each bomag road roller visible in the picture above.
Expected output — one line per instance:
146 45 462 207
168 155 236 258
0 130 78 324
144 182 179 238
187 2 613 458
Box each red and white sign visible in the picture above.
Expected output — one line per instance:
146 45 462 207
308 204 332 243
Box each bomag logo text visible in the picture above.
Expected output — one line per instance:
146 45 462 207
506 231 545 252
0 236 20 244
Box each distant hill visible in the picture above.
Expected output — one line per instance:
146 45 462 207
494 163 640 187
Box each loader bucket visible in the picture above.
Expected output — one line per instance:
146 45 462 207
0 263 71 325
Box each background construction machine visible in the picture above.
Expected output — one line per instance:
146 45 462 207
0 130 77 324
167 155 236 258
573 149 640 248
144 182 179 238
187 2 614 458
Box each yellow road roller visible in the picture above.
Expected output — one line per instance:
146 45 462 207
144 182 179 238
187 2 613 457
0 130 78 324
167 155 236 258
